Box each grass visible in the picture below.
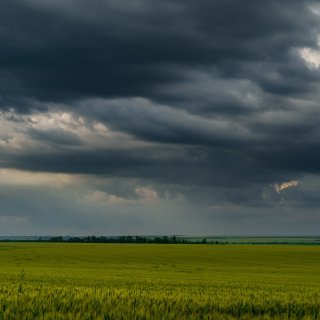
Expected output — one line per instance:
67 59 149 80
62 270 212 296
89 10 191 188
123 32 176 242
0 243 320 319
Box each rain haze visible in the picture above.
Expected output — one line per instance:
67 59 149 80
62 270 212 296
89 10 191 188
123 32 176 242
1 0 320 236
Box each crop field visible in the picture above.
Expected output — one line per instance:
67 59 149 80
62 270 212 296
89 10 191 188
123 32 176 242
0 243 320 319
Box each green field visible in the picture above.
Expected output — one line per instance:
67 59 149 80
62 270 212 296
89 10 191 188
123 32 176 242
0 243 320 319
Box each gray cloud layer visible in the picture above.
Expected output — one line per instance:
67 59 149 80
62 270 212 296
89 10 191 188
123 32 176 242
1 0 318 103
0 0 320 235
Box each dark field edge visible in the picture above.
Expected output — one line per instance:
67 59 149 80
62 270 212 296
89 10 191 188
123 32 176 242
1 235 320 245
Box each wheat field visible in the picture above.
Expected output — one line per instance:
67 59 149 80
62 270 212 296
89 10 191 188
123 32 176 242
0 243 320 319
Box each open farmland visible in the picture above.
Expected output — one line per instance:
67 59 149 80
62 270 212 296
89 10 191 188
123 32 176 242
0 243 320 319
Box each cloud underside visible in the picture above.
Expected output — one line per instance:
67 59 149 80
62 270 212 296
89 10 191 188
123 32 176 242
1 0 320 234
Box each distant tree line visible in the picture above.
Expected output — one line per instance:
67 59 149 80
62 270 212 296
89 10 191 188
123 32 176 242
47 235 211 244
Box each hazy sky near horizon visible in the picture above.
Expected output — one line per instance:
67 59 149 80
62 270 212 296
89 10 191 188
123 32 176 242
1 0 320 235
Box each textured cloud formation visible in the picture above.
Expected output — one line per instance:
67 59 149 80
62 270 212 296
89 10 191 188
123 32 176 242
0 0 320 235
300 47 320 69
274 180 299 193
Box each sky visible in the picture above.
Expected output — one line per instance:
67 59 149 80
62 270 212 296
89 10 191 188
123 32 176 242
1 0 320 236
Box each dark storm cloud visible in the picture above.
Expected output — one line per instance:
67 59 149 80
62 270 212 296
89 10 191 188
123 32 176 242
0 144 184 176
76 98 258 147
0 0 318 108
28 128 83 146
1 0 320 225
0 139 297 190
